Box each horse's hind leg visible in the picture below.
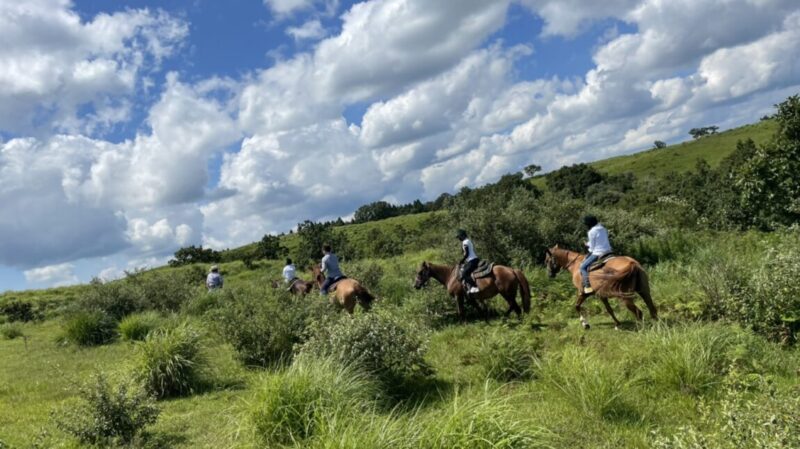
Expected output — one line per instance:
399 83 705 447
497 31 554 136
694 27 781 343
599 297 621 329
621 297 643 322
501 291 522 318
638 289 658 321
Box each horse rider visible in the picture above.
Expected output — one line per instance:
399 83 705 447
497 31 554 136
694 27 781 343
206 265 223 291
457 229 480 294
282 258 297 284
320 244 344 296
580 215 612 295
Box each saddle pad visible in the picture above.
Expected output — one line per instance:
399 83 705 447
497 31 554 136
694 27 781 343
588 254 616 272
471 260 495 279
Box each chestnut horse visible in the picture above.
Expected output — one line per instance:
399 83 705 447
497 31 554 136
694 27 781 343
544 245 657 329
311 265 375 314
271 278 315 296
413 261 531 321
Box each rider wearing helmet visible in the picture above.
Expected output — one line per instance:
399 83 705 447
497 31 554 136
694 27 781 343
457 229 480 294
580 215 612 295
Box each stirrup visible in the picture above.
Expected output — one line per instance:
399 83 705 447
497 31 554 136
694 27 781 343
468 286 480 294
583 286 594 295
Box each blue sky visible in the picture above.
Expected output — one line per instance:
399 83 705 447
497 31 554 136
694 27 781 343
1 0 799 291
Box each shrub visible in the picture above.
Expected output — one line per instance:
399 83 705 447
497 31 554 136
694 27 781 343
134 323 205 398
249 357 379 446
212 286 330 367
0 323 24 340
118 312 162 342
51 373 159 446
476 329 541 382
62 311 117 346
401 288 457 329
0 300 38 322
652 371 800 449
299 311 431 394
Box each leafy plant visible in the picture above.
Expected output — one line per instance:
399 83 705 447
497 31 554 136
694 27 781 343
118 311 162 342
0 323 24 340
51 373 159 446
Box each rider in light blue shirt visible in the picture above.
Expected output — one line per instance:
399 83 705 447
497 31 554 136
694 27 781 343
580 216 612 295
320 244 343 295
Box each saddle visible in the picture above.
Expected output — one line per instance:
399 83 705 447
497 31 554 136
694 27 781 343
471 260 495 280
588 253 616 272
286 278 300 292
328 275 347 292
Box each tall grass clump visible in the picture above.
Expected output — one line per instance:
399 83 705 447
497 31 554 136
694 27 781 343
134 323 206 398
0 322 24 340
62 310 117 346
635 323 779 395
118 311 162 342
401 288 457 328
248 357 380 446
299 310 431 395
476 328 541 381
418 388 555 449
540 347 638 421
51 373 159 446
212 286 330 367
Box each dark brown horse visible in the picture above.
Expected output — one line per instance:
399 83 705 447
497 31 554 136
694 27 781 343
311 265 375 314
413 261 531 321
544 245 657 329
271 278 315 296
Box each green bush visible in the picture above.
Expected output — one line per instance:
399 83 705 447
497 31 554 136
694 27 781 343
212 286 330 367
652 371 800 449
476 328 541 382
134 323 205 399
62 311 117 346
0 323 24 340
249 357 379 446
118 311 162 342
0 300 38 322
401 288 457 328
51 373 159 446
299 311 431 394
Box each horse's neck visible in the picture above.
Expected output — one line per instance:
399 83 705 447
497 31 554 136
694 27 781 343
559 250 584 274
429 264 455 286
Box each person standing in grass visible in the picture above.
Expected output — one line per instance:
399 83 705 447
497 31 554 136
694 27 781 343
206 265 223 291
580 215 612 295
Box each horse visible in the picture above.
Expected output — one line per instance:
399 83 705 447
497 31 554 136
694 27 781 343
544 245 657 330
311 265 375 314
413 261 531 322
271 278 315 296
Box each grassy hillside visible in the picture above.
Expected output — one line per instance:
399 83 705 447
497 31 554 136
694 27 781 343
591 120 775 177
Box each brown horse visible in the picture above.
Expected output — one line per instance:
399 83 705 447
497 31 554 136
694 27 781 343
413 261 531 321
271 278 315 296
544 245 657 329
311 265 375 314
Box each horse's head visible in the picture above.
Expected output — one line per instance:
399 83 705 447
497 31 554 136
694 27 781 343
311 264 324 285
544 246 561 278
414 262 432 289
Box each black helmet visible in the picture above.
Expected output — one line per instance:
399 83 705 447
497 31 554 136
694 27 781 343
456 229 467 239
583 215 598 228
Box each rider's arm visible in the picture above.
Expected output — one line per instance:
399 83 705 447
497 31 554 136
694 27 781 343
460 241 468 263
587 229 597 253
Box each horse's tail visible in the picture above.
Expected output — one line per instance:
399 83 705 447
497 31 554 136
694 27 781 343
599 260 641 298
513 269 531 313
635 267 658 320
355 283 375 310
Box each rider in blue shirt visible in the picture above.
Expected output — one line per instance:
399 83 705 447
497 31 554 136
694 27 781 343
320 244 343 295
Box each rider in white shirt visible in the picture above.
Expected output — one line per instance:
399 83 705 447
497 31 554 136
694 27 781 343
282 258 296 284
457 229 480 294
580 215 612 294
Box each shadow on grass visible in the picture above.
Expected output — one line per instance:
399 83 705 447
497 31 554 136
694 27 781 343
388 375 455 412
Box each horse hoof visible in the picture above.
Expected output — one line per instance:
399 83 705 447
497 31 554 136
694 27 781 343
582 323 591 330
614 326 620 331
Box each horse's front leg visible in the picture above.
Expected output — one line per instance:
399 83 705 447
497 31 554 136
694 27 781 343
455 294 466 323
599 297 621 330
575 293 590 330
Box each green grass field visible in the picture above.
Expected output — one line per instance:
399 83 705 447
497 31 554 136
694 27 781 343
2 118 798 449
